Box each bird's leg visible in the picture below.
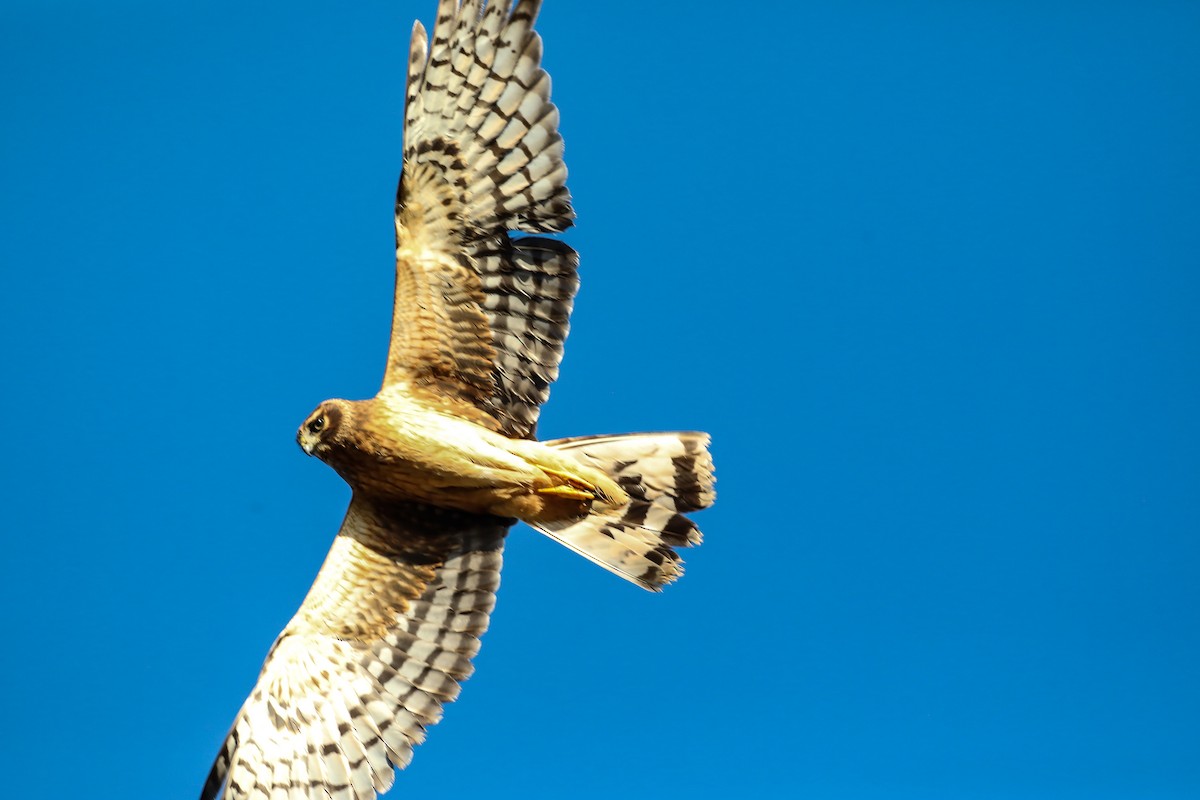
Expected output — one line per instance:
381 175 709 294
536 466 619 504
536 466 597 500
537 465 592 489
537 483 596 501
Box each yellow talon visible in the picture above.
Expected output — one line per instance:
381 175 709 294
537 484 595 501
537 465 621 505
539 465 592 488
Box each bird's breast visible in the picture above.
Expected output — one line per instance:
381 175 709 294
330 390 541 512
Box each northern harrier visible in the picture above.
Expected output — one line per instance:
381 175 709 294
200 2 715 797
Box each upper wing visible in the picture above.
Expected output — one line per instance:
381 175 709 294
384 0 579 440
201 498 509 800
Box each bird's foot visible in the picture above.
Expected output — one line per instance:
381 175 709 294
537 484 596 501
537 466 601 501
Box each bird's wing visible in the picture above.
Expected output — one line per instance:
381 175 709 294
384 0 578 439
200 497 509 800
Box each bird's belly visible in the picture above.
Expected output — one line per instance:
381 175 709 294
353 408 540 512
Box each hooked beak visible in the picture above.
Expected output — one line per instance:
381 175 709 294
297 431 315 457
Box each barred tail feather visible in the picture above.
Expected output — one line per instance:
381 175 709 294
535 432 716 591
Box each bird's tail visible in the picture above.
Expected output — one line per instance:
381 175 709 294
531 432 716 591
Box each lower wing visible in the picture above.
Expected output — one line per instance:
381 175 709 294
201 496 510 800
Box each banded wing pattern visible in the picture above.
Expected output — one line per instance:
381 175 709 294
201 500 508 800
386 0 579 439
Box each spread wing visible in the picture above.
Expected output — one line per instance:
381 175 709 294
200 498 509 800
384 0 578 440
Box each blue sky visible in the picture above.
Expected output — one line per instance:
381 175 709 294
3 1 1199 797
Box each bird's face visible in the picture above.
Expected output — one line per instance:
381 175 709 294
297 400 346 458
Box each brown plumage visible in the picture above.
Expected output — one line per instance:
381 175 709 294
201 2 715 799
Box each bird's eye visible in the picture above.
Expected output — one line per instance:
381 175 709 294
309 417 326 434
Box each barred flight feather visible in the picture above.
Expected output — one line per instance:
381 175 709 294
200 500 508 800
388 0 577 439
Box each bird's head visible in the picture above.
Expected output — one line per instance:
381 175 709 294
297 399 350 459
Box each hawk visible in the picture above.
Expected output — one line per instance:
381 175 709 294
200 1 715 798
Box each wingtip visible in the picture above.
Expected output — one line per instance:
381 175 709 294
409 19 429 58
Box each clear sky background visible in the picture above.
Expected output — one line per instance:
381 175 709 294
3 1 1199 798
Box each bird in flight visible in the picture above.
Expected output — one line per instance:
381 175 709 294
200 1 715 798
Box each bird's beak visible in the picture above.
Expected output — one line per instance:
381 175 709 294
297 432 314 456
